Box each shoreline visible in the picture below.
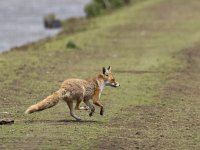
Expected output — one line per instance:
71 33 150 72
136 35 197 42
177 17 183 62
0 0 90 53
1 16 89 54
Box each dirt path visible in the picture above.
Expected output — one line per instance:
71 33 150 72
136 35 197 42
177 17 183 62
96 48 200 150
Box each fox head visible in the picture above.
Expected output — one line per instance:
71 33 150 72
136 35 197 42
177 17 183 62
101 66 120 88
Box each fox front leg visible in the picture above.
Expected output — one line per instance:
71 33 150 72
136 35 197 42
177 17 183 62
93 101 104 116
92 90 104 116
84 99 95 117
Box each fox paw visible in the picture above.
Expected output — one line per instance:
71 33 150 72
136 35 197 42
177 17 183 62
80 106 89 110
75 117 81 121
100 111 104 116
100 108 104 116
84 106 89 110
89 112 93 117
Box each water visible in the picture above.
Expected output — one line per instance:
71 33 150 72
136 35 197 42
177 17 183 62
0 0 90 52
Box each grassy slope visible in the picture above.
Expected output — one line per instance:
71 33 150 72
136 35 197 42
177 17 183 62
1 0 200 149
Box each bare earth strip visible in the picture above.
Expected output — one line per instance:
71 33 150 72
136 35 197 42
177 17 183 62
95 0 200 149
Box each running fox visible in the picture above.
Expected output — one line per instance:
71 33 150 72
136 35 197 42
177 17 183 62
25 66 120 120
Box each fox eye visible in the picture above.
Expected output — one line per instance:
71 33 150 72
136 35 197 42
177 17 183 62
105 74 109 77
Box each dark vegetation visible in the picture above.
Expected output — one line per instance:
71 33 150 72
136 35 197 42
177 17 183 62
66 41 78 49
85 0 131 17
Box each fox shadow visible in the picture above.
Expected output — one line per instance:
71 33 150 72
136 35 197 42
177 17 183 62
57 119 101 124
25 119 102 125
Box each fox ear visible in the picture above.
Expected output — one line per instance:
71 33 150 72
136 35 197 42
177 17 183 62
107 66 111 72
102 67 106 75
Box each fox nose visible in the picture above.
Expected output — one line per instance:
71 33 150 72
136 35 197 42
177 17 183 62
116 82 120 87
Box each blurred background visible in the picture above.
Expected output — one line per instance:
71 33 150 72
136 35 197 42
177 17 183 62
0 0 90 52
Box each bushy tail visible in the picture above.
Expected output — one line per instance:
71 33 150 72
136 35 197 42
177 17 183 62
25 90 62 114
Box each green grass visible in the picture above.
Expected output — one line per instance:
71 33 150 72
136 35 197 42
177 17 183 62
1 0 200 149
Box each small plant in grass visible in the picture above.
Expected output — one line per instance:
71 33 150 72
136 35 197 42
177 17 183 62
66 41 78 49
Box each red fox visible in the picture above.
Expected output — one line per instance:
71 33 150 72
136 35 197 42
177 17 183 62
25 66 120 120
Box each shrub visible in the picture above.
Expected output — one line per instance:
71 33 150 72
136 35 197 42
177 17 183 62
85 0 130 17
110 0 126 8
84 1 104 17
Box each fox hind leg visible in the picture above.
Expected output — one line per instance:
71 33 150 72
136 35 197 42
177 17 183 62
75 98 89 110
66 101 81 121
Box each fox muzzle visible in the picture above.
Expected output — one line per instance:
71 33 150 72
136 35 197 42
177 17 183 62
110 82 120 87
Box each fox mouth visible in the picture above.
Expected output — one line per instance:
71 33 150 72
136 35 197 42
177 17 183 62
110 83 120 87
110 84 117 88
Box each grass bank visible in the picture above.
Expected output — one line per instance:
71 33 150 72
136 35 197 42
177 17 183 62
1 0 200 149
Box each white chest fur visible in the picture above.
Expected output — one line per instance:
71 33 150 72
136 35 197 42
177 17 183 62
96 78 105 92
